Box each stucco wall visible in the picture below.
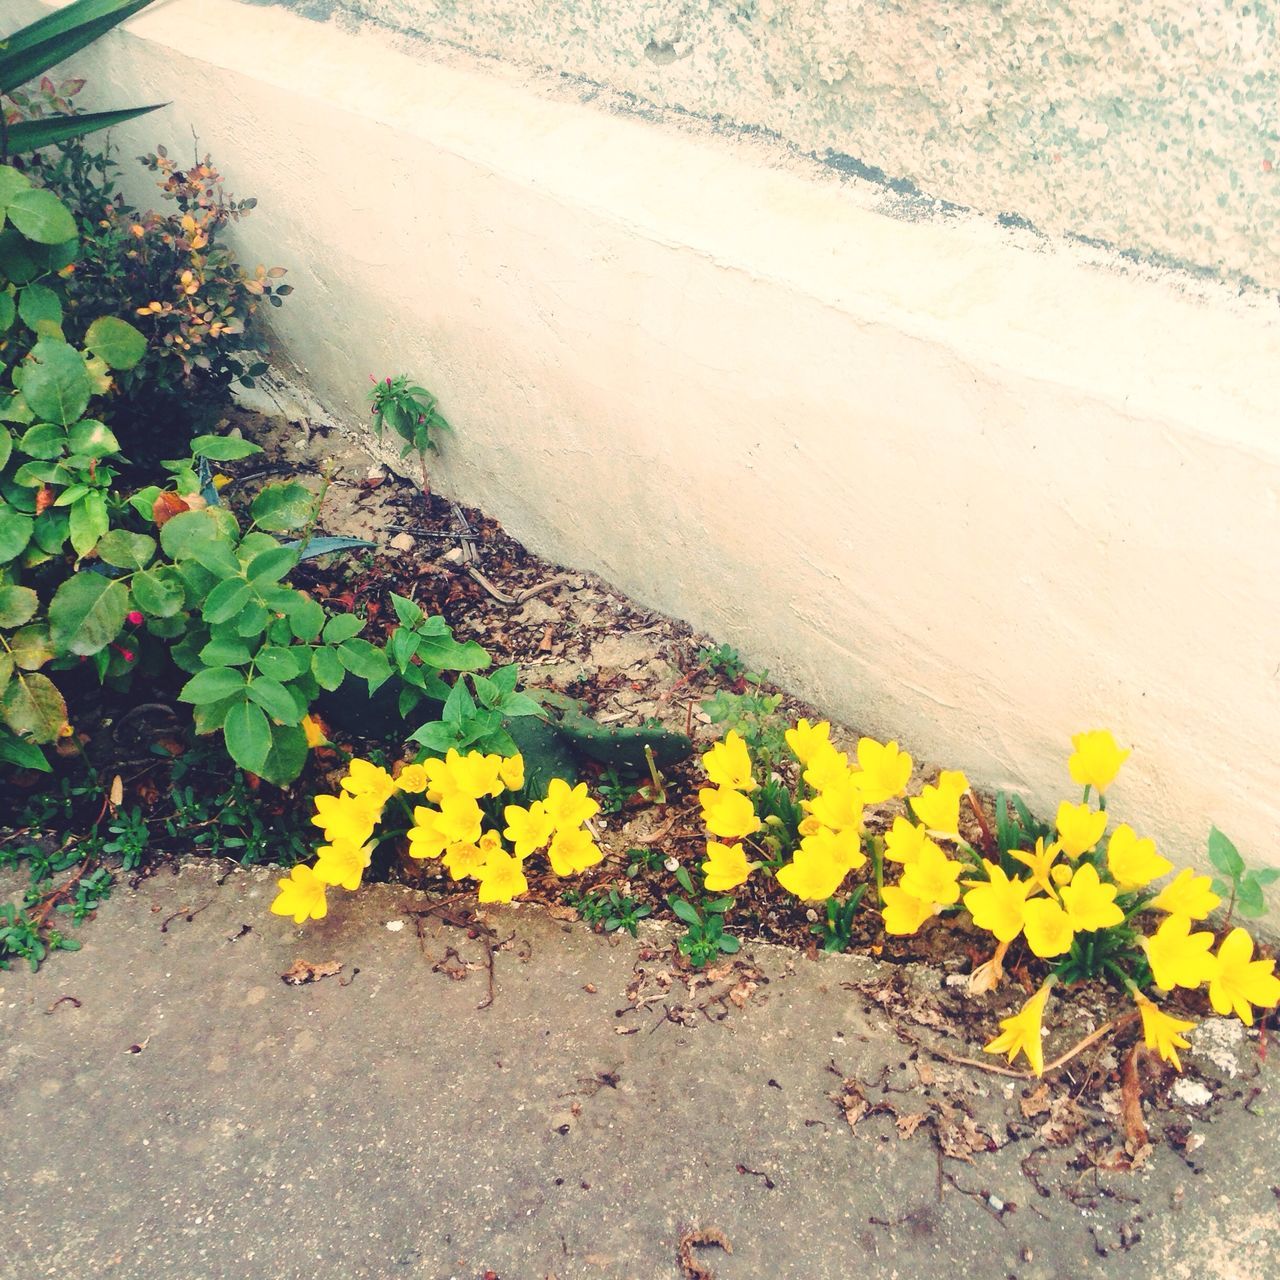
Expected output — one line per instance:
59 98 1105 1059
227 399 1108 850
250 0 1280 290
12 1 1280 902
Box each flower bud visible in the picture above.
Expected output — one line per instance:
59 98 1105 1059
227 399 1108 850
126 610 144 626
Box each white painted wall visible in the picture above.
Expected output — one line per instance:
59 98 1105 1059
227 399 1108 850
18 1 1280 892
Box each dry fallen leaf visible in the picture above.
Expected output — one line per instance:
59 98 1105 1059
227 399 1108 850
280 959 343 986
677 1227 732 1280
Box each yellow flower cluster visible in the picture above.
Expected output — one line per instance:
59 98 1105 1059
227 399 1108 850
408 765 602 903
270 751 602 922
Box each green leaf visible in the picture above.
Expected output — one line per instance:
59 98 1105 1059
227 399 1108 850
66 419 119 458
1250 868 1280 887
250 480 316 532
311 646 345 691
257 722 308 786
9 623 52 670
1 671 67 743
17 283 62 332
0 505 34 563
223 701 272 775
130 567 184 618
254 646 308 681
178 666 247 705
94 529 155 570
16 338 91 426
1235 878 1266 918
235 601 269 637
84 316 147 371
17 422 66 459
68 491 109 557
188 538 242 579
390 592 424 628
246 545 298 583
0 293 14 334
1207 826 1244 881
336 638 391 688
322 613 364 644
288 595 325 642
718 934 741 954
414 631 491 672
48 573 128 655
158 507 238 560
669 897 701 926
32 508 69 555
199 637 253 667
202 577 253 625
246 677 303 725
2 105 163 157
0 585 38 628
0 3 158 95
0 727 49 771
190 434 264 461
4 189 76 245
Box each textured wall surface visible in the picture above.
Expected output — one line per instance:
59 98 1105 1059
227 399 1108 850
253 0 1280 289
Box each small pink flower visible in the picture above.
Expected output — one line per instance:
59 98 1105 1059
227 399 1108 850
386 376 392 386
126 610 144 626
121 649 135 663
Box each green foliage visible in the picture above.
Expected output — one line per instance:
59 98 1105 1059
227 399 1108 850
596 766 636 815
697 642 746 682
701 686 787 764
564 887 653 938
0 0 164 161
1207 827 1279 921
809 887 868 954
16 126 286 434
369 373 449 466
669 865 739 967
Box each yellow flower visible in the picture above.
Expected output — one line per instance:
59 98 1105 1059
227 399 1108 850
1208 928 1280 1026
498 753 525 792
775 845 850 902
311 792 381 847
797 815 823 838
340 758 397 807
699 786 760 840
1055 801 1108 857
1011 838 1062 896
1050 862 1074 887
701 841 760 891
547 826 604 876
963 862 1034 942
798 825 866 873
1068 729 1130 793
882 885 935 935
448 751 505 800
984 982 1052 1076
854 737 912 804
1058 862 1124 932
899 840 962 906
437 795 484 846
442 831 499 880
909 770 968 835
313 839 374 892
1150 868 1221 920
406 806 449 860
395 762 429 794
502 801 555 858
803 741 851 792
804 773 864 833
1022 896 1074 958
785 718 832 766
1135 994 1195 1070
883 816 929 865
544 778 600 831
1106 824 1172 891
701 729 756 791
1144 913 1217 991
301 714 327 748
475 849 528 903
270 864 328 924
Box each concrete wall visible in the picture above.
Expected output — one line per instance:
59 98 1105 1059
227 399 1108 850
249 0 1280 291
15 1 1280 893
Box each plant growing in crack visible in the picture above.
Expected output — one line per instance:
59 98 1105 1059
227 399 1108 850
368 373 450 501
